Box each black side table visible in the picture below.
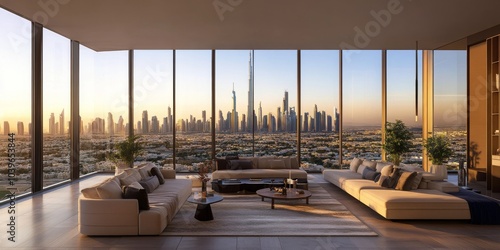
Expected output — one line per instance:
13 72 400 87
187 194 224 221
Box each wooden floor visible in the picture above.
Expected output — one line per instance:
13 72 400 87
1 173 500 249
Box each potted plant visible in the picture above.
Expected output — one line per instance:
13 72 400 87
109 135 144 175
423 134 453 166
382 120 413 166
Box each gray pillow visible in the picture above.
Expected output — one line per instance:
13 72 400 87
150 167 165 184
139 176 160 193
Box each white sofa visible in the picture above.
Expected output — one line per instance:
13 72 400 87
78 163 192 235
211 156 308 180
323 158 470 220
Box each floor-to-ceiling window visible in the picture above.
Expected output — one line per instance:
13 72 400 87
215 50 253 157
342 50 382 166
134 50 174 167
42 28 70 187
254 50 297 158
0 9 32 200
301 50 340 170
434 50 467 170
387 50 423 165
80 47 129 174
176 50 212 172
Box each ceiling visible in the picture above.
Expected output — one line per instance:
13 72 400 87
1 0 499 51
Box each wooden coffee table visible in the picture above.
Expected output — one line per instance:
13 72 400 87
256 188 312 209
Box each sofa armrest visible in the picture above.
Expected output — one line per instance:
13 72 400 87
78 195 139 235
161 168 176 179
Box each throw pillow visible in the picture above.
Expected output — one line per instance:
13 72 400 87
81 183 101 199
375 162 392 172
139 176 160 193
357 164 374 175
215 158 229 170
380 165 394 177
377 175 391 188
387 168 402 188
120 174 139 186
124 168 142 182
362 167 381 181
96 178 123 199
349 158 363 172
411 172 424 190
128 181 144 190
122 186 150 210
290 157 300 169
150 167 165 184
395 171 418 191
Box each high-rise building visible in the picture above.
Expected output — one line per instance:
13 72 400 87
59 109 64 135
4 121 10 135
231 84 238 132
202 110 207 132
17 122 24 135
151 116 159 133
168 106 172 133
49 113 56 135
334 107 340 133
321 111 326 131
241 114 246 132
303 112 309 132
246 50 254 133
107 112 114 136
258 102 262 131
313 105 318 132
117 115 124 134
277 107 282 131
142 110 149 134
327 115 332 132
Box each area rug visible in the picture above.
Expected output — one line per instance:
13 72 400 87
162 184 377 236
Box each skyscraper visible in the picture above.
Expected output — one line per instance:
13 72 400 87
49 113 55 135
258 102 262 131
3 121 10 135
246 50 254 132
17 122 24 135
313 105 318 132
303 112 309 132
334 107 340 133
151 116 159 133
107 112 114 136
142 110 149 134
231 83 238 132
59 109 64 135
202 110 207 132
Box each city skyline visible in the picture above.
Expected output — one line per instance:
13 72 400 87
1 9 467 134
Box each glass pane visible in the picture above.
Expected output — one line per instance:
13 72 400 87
80 47 128 174
0 8 32 200
342 50 382 166
215 50 253 157
254 50 297 158
134 50 174 167
387 50 423 165
301 50 340 171
43 29 71 188
176 50 212 173
434 50 467 170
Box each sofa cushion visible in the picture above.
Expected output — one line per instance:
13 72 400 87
380 165 394 177
387 169 403 188
122 186 150 210
362 167 381 181
81 183 101 199
362 159 377 169
258 156 277 169
150 167 165 184
290 157 300 169
270 160 287 169
129 181 144 190
395 171 417 191
139 176 160 193
375 162 392 172
96 178 123 199
377 175 391 188
349 158 363 172
124 168 142 182
280 156 292 169
121 174 140 186
229 160 254 170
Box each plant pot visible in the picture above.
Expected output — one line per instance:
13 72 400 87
429 164 448 180
115 162 130 175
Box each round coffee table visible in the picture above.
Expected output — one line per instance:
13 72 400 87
187 194 223 221
256 188 312 209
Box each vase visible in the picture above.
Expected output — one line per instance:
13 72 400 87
201 182 207 198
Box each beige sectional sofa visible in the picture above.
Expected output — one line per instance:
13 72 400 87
79 163 192 235
323 158 471 220
211 156 308 180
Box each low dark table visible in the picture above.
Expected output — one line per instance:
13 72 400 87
256 188 312 209
211 178 308 193
187 194 223 221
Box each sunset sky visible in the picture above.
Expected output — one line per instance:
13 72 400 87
0 8 466 134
